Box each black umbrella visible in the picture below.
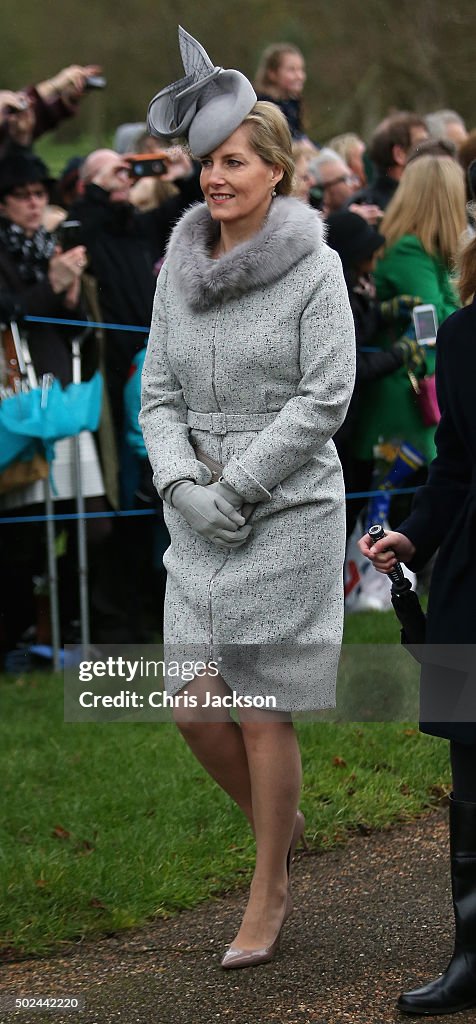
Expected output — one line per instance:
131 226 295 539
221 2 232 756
368 524 427 648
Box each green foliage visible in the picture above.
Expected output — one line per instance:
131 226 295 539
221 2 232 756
0 0 473 147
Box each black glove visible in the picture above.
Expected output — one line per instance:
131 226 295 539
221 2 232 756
379 294 423 324
391 335 427 375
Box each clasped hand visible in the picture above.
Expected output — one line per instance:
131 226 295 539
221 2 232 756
171 480 252 550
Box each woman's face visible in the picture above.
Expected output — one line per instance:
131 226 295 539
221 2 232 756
269 53 306 99
294 154 316 203
200 125 284 234
0 183 48 236
348 140 367 187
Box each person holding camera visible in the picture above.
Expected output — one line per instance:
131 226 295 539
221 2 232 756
0 65 103 160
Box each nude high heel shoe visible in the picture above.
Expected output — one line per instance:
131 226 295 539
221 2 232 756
221 894 293 970
221 812 307 970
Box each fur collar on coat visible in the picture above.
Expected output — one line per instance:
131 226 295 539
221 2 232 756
165 196 325 311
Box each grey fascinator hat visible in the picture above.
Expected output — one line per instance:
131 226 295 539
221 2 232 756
147 26 257 157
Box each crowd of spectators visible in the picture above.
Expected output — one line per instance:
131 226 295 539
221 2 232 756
0 49 474 660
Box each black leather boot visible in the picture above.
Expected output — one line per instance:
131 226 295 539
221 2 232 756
398 796 476 1015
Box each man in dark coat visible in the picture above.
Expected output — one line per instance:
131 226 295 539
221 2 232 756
350 111 428 211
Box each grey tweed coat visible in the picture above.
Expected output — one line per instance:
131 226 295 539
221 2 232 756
140 196 355 710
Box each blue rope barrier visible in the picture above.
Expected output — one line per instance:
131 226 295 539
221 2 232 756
345 487 418 499
0 508 156 524
24 315 149 334
0 487 419 524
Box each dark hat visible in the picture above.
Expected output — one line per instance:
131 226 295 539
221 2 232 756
147 26 257 157
325 210 385 268
0 151 53 199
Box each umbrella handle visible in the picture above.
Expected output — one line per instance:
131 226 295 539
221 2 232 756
368 524 412 594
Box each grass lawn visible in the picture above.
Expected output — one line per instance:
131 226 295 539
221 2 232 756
0 609 449 958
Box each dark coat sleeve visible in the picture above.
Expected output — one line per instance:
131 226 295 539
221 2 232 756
26 85 76 139
348 280 403 383
0 251 83 319
397 311 472 569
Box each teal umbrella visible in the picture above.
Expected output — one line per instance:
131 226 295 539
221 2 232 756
0 372 102 470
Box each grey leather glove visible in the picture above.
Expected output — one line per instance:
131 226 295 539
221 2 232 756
169 480 252 549
209 479 244 510
208 478 256 525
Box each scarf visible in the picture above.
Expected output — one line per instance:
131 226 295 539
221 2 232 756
0 217 56 283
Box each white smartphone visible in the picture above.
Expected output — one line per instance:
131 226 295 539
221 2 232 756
413 304 438 345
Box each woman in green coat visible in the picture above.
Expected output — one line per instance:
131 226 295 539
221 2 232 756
353 155 465 468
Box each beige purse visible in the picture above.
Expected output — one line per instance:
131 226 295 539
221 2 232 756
194 445 255 521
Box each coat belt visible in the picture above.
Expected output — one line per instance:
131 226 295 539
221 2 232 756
187 410 278 435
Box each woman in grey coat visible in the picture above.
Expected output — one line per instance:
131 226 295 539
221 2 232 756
140 28 355 970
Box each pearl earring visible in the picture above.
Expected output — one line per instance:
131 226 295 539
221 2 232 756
271 187 277 197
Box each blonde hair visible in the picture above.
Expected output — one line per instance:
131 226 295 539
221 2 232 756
380 155 467 266
457 229 476 303
292 140 318 163
327 132 363 165
242 102 294 196
254 43 304 96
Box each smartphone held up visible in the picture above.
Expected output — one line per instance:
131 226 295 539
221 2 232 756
413 304 438 345
58 220 83 251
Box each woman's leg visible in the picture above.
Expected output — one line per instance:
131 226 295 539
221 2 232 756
173 676 303 956
172 672 254 826
225 713 301 951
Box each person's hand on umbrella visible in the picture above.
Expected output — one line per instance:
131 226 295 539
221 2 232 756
169 480 252 549
49 245 87 308
358 530 416 572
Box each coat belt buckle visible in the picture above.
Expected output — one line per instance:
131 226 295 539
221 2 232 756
211 412 227 435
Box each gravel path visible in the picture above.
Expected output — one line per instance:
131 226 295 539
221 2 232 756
1 807 474 1024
